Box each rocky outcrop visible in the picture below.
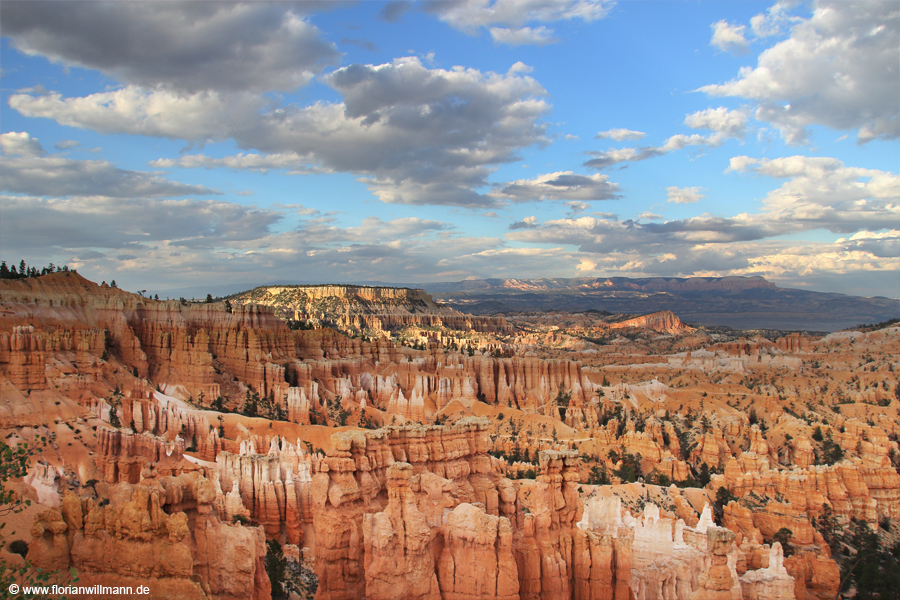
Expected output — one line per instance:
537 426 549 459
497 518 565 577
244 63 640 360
715 450 898 526
95 428 188 484
28 474 269 600
230 284 512 336
438 502 519 600
363 463 441 600
608 311 692 335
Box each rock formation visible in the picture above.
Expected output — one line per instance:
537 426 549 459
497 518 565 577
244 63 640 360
1 272 896 600
229 284 512 337
28 474 270 600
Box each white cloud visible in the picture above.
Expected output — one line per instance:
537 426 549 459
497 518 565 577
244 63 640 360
432 0 612 29
584 132 725 169
505 215 899 294
576 258 597 272
667 186 706 204
508 61 534 74
12 57 551 208
489 171 619 202
151 152 327 175
0 194 280 252
566 201 590 214
0 192 480 288
1 154 220 198
0 2 339 93
427 0 612 45
595 128 646 141
504 154 899 285
727 155 900 232
684 107 748 137
750 1 798 38
0 131 45 157
701 1 899 144
9 88 266 141
509 215 538 230
490 26 557 45
586 110 750 170
299 216 453 244
710 20 749 54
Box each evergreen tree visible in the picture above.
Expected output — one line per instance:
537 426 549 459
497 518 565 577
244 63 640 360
773 528 794 556
242 388 259 418
697 462 711 487
0 262 9 279
265 540 287 599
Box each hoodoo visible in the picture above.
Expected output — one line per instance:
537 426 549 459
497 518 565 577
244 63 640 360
1 272 896 600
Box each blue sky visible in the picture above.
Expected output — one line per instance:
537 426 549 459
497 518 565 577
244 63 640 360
1 0 897 298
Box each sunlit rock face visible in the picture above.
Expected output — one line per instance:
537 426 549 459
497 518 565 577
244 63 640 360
3 272 895 600
230 284 513 337
28 474 270 600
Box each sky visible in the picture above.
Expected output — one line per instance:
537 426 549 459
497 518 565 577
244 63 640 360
0 0 898 299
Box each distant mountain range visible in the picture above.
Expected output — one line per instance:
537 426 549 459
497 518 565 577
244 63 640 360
423 276 899 332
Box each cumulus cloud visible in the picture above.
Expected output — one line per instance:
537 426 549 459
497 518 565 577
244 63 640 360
0 2 339 93
509 215 538 230
667 186 706 204
0 195 280 251
595 128 646 141
501 154 898 290
435 244 576 279
490 26 557 45
508 61 533 74
727 155 900 232
566 201 590 214
0 131 46 157
710 20 749 53
1 154 220 198
9 88 266 141
585 110 749 170
505 215 899 294
151 152 326 175
489 171 619 202
425 0 612 45
684 107 748 137
0 190 480 288
584 132 725 169
429 0 613 29
750 1 798 38
700 1 899 144
12 57 551 208
299 216 453 244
